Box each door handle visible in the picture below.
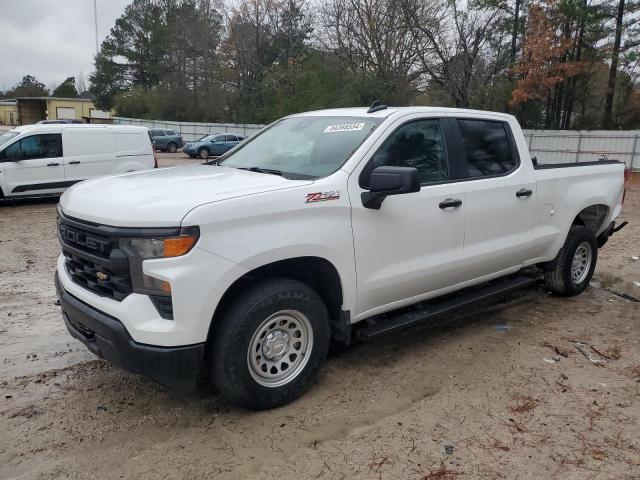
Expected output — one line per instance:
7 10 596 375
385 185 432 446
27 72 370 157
516 188 533 198
46 162 60 167
439 198 463 209
68 161 81 165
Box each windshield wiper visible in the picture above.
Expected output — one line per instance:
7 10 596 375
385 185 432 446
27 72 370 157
240 166 285 177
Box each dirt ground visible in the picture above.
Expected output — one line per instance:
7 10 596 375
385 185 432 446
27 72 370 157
1 157 639 480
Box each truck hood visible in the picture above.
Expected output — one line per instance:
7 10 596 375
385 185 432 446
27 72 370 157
60 165 313 227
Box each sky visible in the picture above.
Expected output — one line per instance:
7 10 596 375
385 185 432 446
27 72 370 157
0 0 133 92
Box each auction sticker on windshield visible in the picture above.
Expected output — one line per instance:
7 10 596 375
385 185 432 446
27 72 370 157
324 123 365 133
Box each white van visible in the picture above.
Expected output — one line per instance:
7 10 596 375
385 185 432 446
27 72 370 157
0 124 156 199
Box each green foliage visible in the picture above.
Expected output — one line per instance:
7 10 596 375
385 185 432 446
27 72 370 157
52 77 78 98
86 0 640 129
1 75 49 99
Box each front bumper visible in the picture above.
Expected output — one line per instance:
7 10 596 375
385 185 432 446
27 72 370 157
183 147 198 155
55 272 205 391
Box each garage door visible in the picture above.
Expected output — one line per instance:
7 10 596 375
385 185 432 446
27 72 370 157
56 107 76 119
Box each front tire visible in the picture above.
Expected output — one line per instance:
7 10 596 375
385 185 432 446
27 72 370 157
167 143 178 153
209 277 330 410
544 225 597 296
198 148 210 160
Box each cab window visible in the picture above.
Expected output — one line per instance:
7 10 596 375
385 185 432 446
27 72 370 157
2 134 62 161
371 119 448 184
457 119 517 178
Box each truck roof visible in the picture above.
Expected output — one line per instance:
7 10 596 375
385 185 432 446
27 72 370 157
292 106 515 121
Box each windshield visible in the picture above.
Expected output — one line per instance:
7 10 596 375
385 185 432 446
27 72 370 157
197 134 221 142
0 131 19 147
219 116 382 179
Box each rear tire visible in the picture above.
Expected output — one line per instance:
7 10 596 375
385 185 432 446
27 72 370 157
209 277 330 410
544 225 597 296
167 143 178 153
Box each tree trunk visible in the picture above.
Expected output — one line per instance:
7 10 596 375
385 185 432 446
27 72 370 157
603 0 625 129
510 0 521 66
563 0 587 129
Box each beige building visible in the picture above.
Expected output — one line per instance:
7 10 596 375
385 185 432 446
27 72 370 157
14 97 111 125
0 100 18 126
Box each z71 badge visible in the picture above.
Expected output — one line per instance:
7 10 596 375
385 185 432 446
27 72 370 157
305 191 341 203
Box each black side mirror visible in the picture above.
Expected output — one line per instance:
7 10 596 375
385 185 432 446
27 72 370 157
361 166 420 209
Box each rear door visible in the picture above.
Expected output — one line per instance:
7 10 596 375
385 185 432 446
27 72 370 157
451 116 537 277
223 134 240 152
349 115 468 318
0 133 66 195
210 135 235 155
62 128 116 183
114 130 155 170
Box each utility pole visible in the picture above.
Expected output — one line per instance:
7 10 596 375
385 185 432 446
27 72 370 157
94 0 99 55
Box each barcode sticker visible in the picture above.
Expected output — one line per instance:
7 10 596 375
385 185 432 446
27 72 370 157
324 123 366 133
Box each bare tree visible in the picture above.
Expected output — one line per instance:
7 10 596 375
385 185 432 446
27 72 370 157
318 0 423 102
401 0 504 108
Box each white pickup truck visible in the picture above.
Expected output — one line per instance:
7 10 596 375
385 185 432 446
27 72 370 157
55 106 627 409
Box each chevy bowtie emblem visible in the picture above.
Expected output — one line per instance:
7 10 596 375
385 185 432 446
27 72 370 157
96 272 109 281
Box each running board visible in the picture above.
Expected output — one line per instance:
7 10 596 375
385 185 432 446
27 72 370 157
356 276 537 340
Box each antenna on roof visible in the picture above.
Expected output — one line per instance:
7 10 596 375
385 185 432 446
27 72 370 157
367 100 387 114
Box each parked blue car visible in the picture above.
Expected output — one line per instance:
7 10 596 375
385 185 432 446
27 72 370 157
150 129 184 153
183 133 246 160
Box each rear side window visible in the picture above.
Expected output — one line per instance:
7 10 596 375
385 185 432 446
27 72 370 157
224 135 237 141
3 134 62 160
165 130 177 136
457 119 517 178
150 129 164 137
371 119 448 184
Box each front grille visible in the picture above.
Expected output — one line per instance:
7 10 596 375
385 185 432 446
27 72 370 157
58 214 133 302
63 251 133 301
58 219 114 258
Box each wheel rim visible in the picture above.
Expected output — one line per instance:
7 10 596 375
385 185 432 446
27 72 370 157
199 149 209 159
247 310 313 388
169 144 177 153
571 241 592 285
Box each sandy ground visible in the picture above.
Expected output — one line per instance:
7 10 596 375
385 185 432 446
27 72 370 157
1 158 639 480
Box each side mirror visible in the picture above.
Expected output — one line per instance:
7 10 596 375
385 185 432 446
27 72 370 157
361 166 420 209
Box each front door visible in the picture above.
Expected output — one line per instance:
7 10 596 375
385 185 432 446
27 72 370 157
0 133 66 196
349 116 468 320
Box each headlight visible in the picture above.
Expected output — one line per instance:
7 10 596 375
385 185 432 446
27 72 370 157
119 226 199 297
